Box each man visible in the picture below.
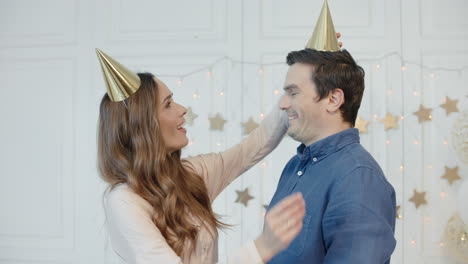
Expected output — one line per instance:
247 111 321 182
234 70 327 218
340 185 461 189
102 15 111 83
266 48 396 263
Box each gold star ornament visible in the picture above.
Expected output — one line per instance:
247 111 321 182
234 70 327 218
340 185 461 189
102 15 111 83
185 107 198 126
409 189 427 209
209 113 227 131
440 96 459 115
413 104 432 123
441 166 461 185
380 112 399 131
241 117 259 135
355 116 369 133
235 187 254 207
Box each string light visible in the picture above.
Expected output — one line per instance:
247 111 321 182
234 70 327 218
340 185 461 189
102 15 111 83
413 91 418 96
258 68 264 75
178 79 183 87
400 116 405 120
443 140 448 145
440 192 447 198
192 92 199 99
219 91 224 96
400 165 405 171
157 53 468 81
386 140 391 145
259 113 265 120
410 240 416 246
413 140 419 145
274 89 280 95
387 89 393 95
439 242 444 247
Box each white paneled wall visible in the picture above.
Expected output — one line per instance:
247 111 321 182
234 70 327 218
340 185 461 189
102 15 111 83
1 0 467 263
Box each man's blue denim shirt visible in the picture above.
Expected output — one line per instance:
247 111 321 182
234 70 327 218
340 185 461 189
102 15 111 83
267 128 396 264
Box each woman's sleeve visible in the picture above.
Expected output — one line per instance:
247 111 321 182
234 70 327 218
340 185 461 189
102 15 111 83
104 189 183 264
185 104 288 201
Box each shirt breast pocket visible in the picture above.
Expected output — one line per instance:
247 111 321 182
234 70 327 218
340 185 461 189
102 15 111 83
285 214 311 256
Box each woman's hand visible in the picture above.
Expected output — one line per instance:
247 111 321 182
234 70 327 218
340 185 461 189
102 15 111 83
254 193 306 262
337 32 343 48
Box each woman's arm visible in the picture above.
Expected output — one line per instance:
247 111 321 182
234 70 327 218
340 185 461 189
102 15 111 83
185 103 288 201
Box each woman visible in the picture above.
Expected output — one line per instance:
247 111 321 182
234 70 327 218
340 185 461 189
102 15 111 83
96 49 305 264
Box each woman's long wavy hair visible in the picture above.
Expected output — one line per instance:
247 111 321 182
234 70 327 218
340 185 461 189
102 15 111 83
98 73 225 256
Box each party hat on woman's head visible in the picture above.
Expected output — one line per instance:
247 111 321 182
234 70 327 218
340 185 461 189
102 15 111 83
96 49 141 102
305 0 340 51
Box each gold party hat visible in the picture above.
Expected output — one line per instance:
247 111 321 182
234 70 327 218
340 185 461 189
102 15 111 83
96 49 141 102
305 0 340 51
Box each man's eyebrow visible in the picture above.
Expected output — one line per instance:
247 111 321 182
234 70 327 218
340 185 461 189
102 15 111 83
283 84 299 91
163 93 173 103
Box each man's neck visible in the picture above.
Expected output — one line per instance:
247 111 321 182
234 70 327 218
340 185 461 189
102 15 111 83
303 122 352 147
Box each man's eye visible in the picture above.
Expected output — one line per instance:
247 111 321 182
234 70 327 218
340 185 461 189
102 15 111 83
166 102 171 108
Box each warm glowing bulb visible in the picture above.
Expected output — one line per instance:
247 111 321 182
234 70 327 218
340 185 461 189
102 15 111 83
376 64 381 71
414 140 419 145
440 192 447 198
192 93 199 99
259 68 264 74
260 113 265 119
443 140 448 145
400 116 405 120
413 91 418 96
386 140 391 145
274 89 280 95
401 65 407 72
410 240 416 245
387 89 393 95
219 91 224 96
178 80 183 87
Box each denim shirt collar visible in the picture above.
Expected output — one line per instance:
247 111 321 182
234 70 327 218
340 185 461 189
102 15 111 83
296 128 360 161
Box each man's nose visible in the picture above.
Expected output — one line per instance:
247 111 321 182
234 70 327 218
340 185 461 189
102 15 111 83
279 95 290 110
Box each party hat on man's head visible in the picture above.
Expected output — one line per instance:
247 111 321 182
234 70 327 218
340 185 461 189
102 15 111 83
96 48 141 102
305 0 340 51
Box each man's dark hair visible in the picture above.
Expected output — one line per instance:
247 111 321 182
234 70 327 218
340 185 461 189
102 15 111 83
286 49 365 126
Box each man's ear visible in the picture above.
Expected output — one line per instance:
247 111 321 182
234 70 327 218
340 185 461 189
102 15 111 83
326 88 345 113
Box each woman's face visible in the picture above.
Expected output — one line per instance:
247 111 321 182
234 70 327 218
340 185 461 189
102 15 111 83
155 78 188 153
